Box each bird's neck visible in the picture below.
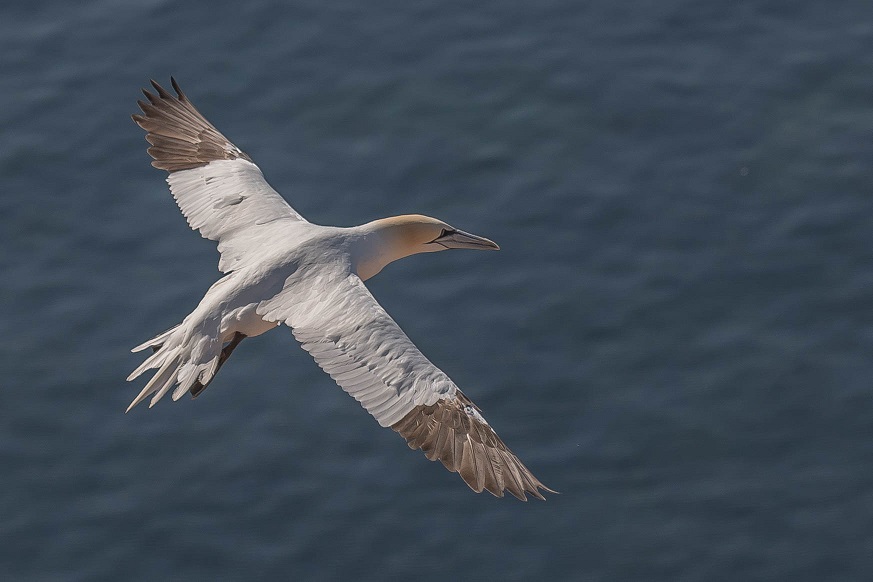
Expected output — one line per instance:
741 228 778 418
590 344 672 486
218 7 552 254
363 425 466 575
350 217 431 281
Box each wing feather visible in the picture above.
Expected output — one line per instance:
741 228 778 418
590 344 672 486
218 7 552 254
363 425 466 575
260 266 553 499
133 78 308 272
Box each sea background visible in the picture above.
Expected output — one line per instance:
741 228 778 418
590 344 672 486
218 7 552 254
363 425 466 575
3 1 873 580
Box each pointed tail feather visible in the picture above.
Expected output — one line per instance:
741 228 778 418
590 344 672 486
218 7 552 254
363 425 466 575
127 328 247 411
131 324 182 353
127 346 174 382
127 323 187 412
126 351 182 412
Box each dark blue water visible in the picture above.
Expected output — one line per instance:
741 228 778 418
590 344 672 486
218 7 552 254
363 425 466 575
3 1 873 579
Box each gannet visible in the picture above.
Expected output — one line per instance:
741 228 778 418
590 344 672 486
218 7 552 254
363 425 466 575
127 78 553 500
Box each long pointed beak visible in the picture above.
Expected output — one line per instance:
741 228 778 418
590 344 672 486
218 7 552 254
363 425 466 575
434 229 500 250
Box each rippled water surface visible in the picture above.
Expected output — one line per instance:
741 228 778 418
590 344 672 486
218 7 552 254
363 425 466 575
3 1 873 579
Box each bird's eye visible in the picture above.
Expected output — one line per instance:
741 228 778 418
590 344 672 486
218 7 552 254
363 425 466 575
430 228 454 244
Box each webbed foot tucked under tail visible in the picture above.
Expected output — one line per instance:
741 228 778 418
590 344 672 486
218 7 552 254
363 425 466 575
189 332 246 398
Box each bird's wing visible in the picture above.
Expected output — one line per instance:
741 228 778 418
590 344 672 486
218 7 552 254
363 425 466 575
257 265 553 500
132 78 307 273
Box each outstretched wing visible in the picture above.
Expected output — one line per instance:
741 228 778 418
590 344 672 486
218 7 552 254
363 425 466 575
132 78 307 273
258 265 554 500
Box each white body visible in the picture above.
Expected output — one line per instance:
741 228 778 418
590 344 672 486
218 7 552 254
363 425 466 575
129 205 454 427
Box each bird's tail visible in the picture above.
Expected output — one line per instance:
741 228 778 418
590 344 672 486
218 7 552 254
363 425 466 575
126 322 241 412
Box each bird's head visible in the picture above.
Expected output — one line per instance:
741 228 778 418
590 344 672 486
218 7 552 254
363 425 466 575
380 214 500 254
354 214 499 280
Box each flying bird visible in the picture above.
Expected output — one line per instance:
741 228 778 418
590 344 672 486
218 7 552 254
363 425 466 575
127 78 553 500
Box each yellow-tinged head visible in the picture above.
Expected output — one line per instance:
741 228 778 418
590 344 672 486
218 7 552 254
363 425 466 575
377 214 500 253
355 214 499 280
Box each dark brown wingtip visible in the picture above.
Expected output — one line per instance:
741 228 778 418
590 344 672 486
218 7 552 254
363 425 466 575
392 395 554 501
170 76 186 101
150 79 174 100
141 87 162 106
131 77 252 173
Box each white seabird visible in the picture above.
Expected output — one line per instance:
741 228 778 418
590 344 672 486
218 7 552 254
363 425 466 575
127 79 553 500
